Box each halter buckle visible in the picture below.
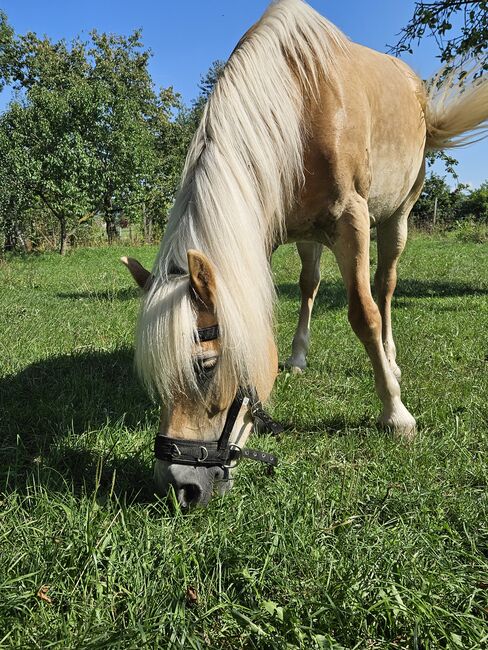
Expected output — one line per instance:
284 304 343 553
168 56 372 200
228 444 243 463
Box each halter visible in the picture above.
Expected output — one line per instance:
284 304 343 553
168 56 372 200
154 324 282 478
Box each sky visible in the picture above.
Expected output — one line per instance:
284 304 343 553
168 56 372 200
1 0 486 186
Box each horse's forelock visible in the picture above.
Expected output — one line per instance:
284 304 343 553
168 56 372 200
135 273 240 406
135 275 198 402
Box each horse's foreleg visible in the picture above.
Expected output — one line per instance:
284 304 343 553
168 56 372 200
333 198 416 439
285 241 323 372
373 213 408 381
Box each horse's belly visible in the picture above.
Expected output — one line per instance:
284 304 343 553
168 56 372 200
367 153 424 224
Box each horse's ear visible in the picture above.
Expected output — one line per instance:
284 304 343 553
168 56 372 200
187 249 217 313
120 256 152 290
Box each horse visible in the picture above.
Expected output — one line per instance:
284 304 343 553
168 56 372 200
122 0 488 507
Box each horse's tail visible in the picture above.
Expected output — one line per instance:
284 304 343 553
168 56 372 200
425 63 488 150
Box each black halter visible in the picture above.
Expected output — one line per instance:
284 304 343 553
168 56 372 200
154 324 282 478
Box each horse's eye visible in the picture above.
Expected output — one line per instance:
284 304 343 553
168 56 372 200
193 356 218 384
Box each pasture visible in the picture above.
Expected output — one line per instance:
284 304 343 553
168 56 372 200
0 234 487 649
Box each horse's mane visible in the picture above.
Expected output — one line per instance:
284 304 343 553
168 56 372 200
135 0 349 402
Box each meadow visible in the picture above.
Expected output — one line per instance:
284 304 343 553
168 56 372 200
0 234 487 649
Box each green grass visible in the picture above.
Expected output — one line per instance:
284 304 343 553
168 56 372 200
0 234 487 649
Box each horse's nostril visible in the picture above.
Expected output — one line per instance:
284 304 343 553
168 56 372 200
177 484 202 508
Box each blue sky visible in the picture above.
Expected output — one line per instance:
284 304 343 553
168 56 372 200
2 0 486 186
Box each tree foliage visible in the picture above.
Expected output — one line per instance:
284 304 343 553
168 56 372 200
412 173 488 225
0 17 188 253
392 1 488 71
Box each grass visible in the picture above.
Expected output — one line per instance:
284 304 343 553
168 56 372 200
0 234 487 649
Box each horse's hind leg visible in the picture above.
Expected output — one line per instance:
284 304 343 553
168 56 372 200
374 213 408 381
285 241 323 372
375 179 424 381
332 197 416 438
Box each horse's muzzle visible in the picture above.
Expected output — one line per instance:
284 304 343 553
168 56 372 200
154 460 230 508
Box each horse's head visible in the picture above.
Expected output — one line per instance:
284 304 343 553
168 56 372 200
122 250 278 508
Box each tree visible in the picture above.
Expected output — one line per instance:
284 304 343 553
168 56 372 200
141 87 187 239
456 181 488 222
0 113 37 251
0 17 221 252
0 24 180 249
0 31 98 253
143 61 226 237
186 60 226 130
0 32 98 254
411 172 468 225
0 11 15 90
392 2 488 71
2 93 95 254
84 30 159 242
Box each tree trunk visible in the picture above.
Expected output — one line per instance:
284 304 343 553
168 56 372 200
4 230 16 252
59 218 67 255
106 218 119 244
103 193 119 244
4 213 20 252
142 203 153 243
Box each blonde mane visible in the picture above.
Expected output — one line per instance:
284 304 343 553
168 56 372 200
135 0 349 402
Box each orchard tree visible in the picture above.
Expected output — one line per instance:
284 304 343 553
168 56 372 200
3 91 95 254
137 62 226 238
141 87 187 238
0 14 212 251
0 32 97 254
84 30 159 242
0 112 38 251
0 24 175 248
0 11 15 89
0 32 97 252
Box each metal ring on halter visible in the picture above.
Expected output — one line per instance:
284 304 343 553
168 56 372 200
171 443 181 456
197 446 209 462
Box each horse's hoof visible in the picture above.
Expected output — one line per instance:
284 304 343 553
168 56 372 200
289 365 303 375
282 357 306 374
378 405 416 441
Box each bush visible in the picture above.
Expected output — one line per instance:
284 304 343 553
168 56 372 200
452 218 488 243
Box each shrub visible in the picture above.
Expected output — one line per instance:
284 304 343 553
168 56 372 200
452 218 488 243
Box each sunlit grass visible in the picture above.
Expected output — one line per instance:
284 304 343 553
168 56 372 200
0 234 487 648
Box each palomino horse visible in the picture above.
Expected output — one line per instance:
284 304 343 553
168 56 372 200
123 0 488 507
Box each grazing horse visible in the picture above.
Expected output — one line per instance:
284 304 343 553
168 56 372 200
123 0 488 507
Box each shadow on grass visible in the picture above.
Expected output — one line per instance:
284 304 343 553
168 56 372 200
277 278 488 313
0 348 156 502
395 278 488 299
277 279 347 311
280 415 372 437
56 287 139 301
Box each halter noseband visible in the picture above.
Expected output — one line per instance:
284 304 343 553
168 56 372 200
154 324 282 478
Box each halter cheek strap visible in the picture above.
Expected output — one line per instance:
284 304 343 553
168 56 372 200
153 325 282 477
